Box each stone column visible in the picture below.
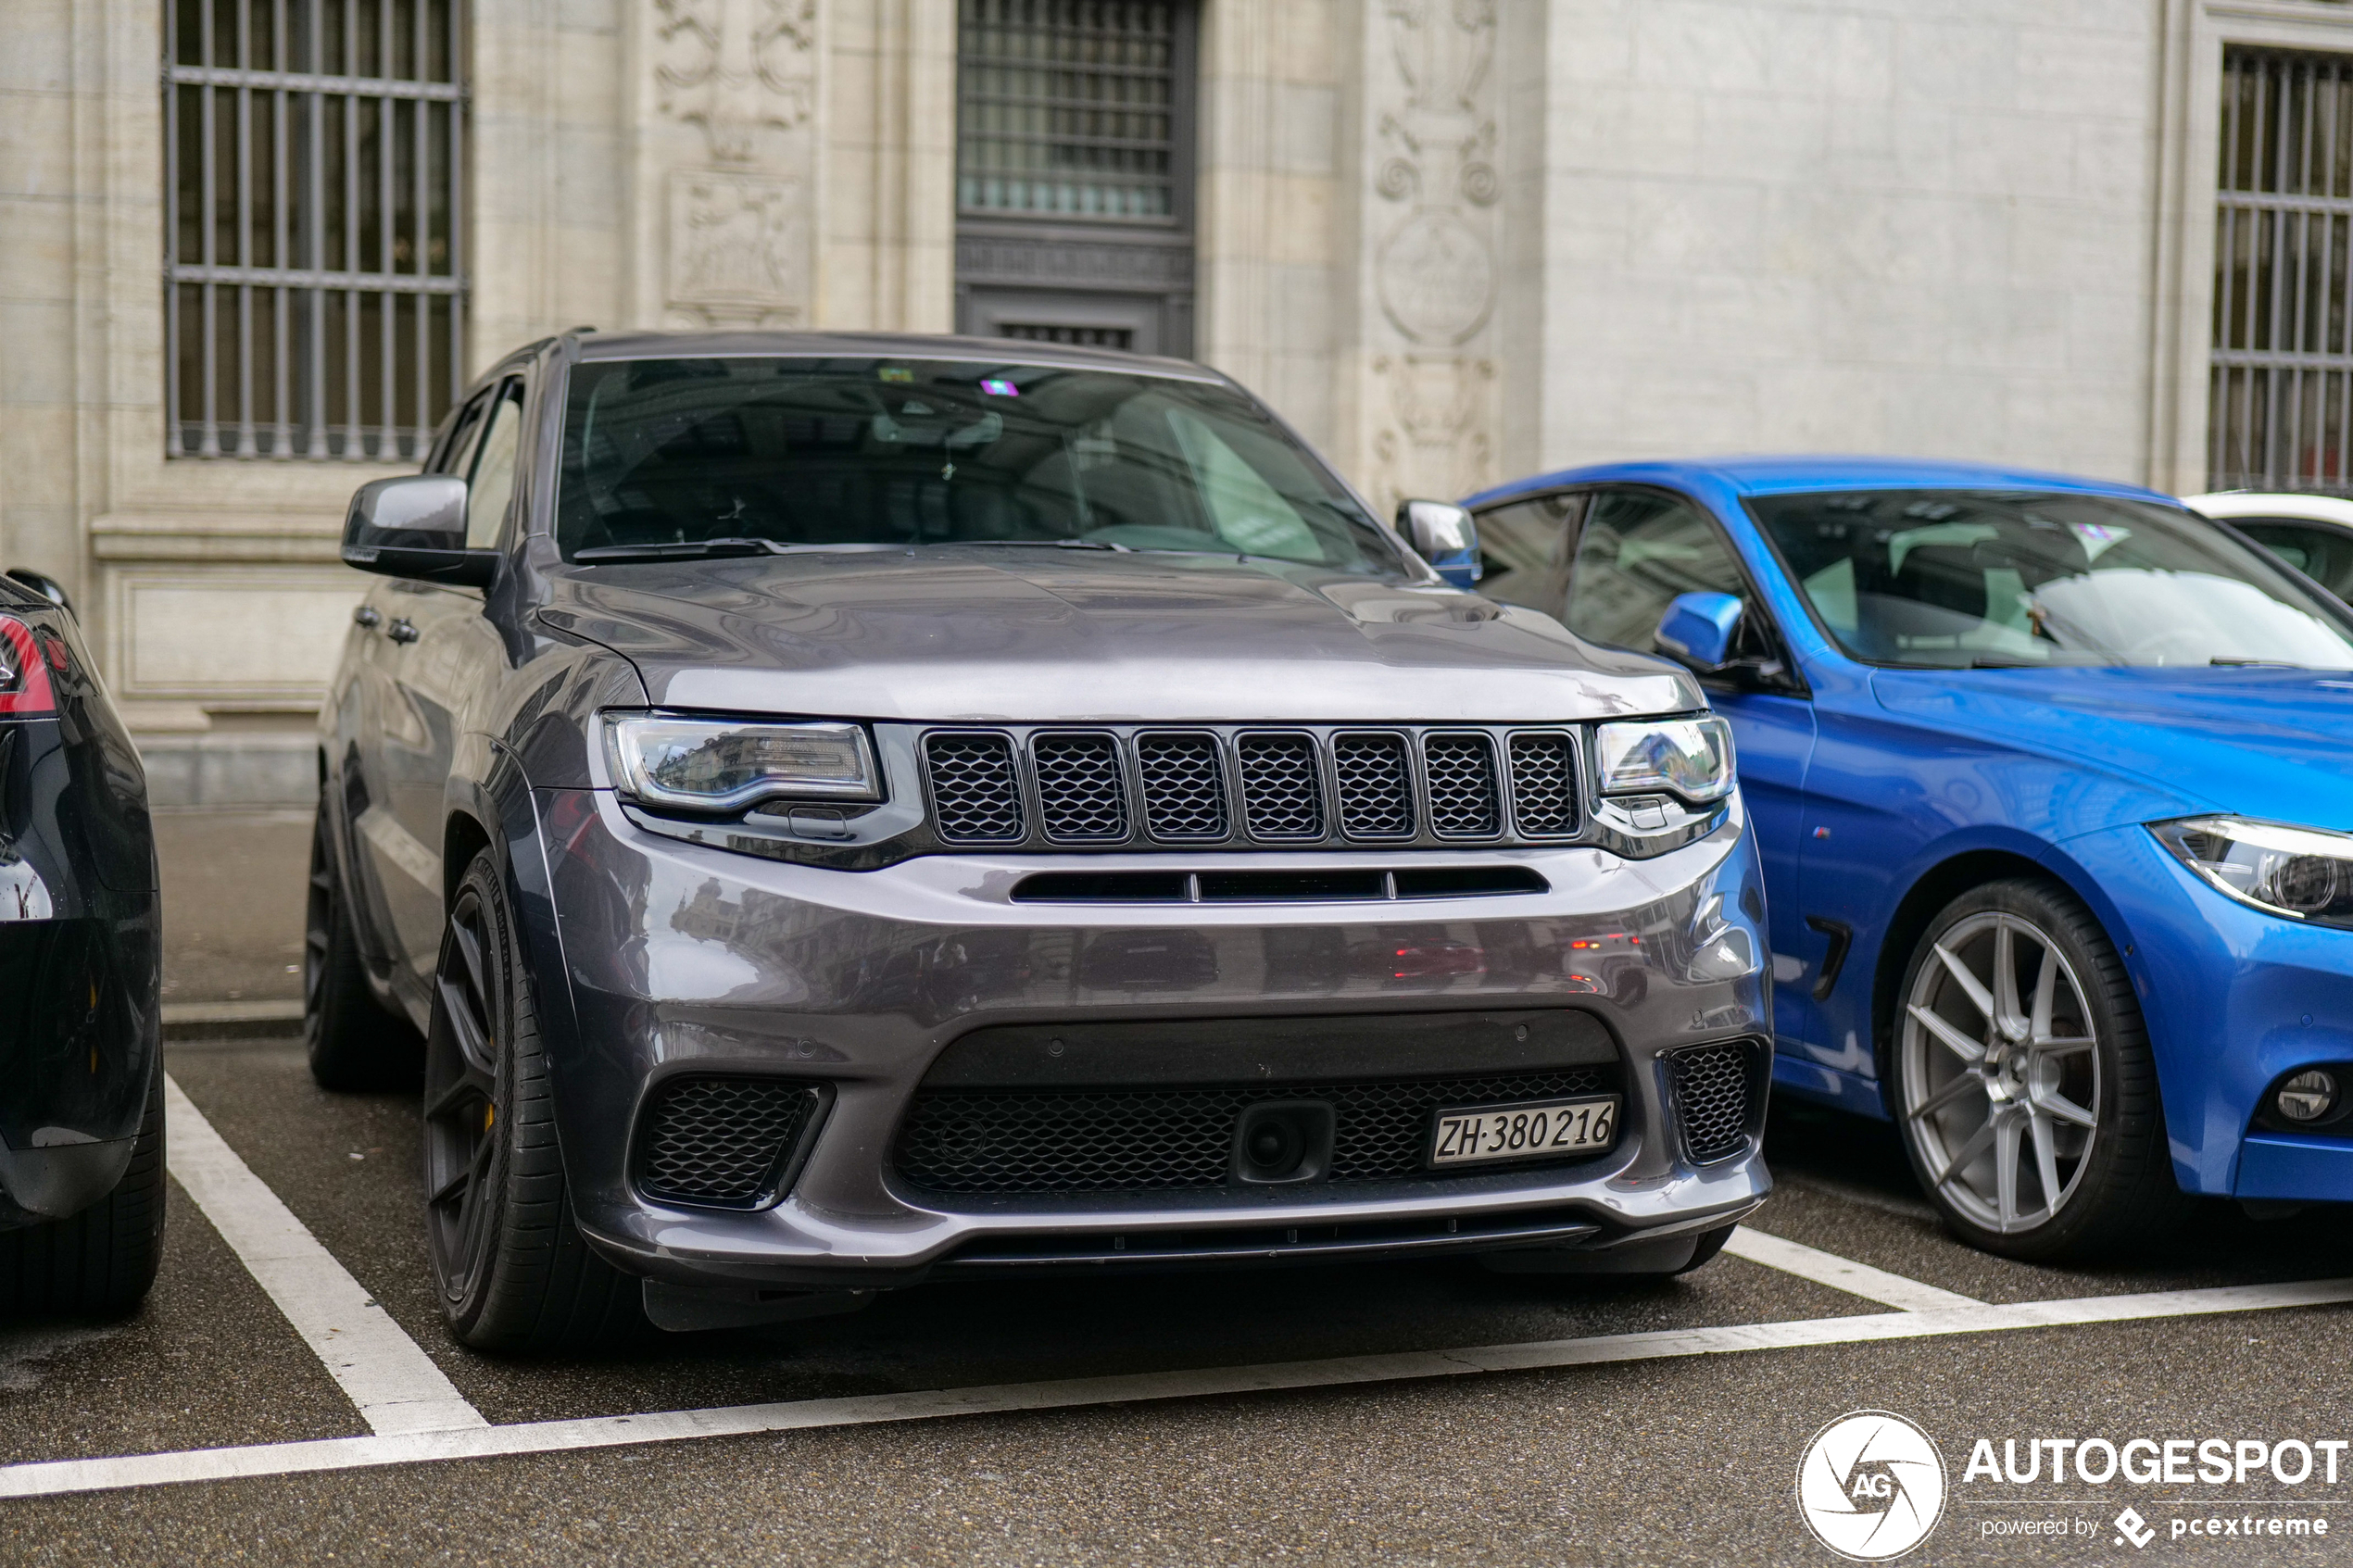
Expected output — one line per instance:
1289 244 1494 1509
624 0 828 332
1349 0 1508 515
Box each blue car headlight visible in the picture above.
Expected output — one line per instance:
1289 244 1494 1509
2151 816 2353 929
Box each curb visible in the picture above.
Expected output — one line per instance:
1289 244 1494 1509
162 1000 306 1042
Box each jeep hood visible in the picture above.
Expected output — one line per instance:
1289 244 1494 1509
536 548 1698 723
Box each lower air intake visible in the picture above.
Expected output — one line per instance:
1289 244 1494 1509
637 1077 824 1209
892 1067 1618 1196
1667 1043 1757 1163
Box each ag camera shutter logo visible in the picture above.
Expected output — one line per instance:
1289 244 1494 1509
1795 1410 1947 1561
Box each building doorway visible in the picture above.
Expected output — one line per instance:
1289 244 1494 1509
953 0 1196 358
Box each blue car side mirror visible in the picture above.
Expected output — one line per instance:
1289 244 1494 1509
1397 499 1483 588
1656 591 1744 672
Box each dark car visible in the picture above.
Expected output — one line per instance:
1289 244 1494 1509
311 331 1773 1351
0 571 165 1315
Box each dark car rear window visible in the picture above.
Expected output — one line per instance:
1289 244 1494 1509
555 357 1404 576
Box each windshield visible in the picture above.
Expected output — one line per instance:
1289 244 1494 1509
555 357 1405 575
1749 488 2353 670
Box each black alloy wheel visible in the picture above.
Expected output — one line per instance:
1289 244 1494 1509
422 849 640 1351
1891 877 2185 1261
303 785 419 1091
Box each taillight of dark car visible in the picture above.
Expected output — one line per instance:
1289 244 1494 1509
0 615 57 714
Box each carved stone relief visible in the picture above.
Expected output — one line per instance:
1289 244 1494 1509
653 0 817 163
646 0 819 329
666 170 807 329
1365 0 1501 513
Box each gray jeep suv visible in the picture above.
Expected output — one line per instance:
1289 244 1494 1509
312 331 1771 1349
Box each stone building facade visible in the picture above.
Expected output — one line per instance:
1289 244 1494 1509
4 0 2350 801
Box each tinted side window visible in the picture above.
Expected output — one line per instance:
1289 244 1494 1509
464 383 525 550
1472 492 1583 613
2235 520 2353 602
1565 489 1747 654
432 390 492 476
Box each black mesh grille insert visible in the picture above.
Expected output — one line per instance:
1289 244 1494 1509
893 1067 1617 1194
638 1078 823 1207
1331 732 1415 839
925 733 1025 843
1507 732 1579 837
1668 1044 1755 1162
1236 733 1324 840
1422 733 1502 837
1032 733 1129 843
1135 732 1228 841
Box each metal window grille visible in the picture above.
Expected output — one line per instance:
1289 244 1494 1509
957 0 1177 220
2211 47 2353 493
164 0 465 460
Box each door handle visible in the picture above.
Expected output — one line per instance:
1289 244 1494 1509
385 618 420 644
353 606 382 629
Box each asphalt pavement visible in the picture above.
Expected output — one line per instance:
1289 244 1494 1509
2 810 2349 1565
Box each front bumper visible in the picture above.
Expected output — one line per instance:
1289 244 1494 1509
527 787 1774 1288
2064 823 2353 1200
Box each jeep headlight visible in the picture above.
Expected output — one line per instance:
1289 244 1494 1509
1593 716 1736 803
604 714 878 811
2152 816 2353 928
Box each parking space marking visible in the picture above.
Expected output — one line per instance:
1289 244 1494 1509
161 1076 487 1437
1722 1225 1985 1311
6 1271 2345 1500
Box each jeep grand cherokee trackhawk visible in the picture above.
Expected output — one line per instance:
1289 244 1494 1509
310 331 1771 1349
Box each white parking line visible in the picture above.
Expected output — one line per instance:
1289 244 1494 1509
5 1273 2345 1500
1721 1226 1985 1311
161 1076 487 1437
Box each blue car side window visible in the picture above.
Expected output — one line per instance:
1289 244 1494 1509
1566 490 1752 658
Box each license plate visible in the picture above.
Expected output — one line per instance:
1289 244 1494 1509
1428 1096 1620 1167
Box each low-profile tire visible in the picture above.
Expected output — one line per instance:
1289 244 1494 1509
422 848 642 1352
305 788 421 1092
1891 877 2183 1262
0 1069 166 1318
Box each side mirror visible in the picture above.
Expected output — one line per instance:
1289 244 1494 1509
5 569 74 618
1655 591 1744 673
1398 499 1482 588
342 475 498 588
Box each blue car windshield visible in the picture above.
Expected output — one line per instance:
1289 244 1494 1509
1749 489 2353 670
555 357 1403 575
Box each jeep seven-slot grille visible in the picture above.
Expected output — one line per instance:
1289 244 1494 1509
1237 733 1325 839
1134 732 1228 841
893 1066 1620 1195
919 725 1586 850
924 733 1024 844
1507 732 1580 838
1421 733 1502 838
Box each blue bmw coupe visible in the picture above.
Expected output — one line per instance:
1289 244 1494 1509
1462 458 2353 1259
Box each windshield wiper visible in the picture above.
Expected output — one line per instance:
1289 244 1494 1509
573 536 786 562
2210 656 2307 668
938 538 1132 552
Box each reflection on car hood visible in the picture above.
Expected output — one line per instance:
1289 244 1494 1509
1871 666 2353 832
535 548 1698 723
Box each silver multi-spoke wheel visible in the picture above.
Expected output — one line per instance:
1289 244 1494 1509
1899 909 2101 1236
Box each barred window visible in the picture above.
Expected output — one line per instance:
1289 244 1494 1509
165 0 465 460
957 1 1179 220
2211 48 2353 492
